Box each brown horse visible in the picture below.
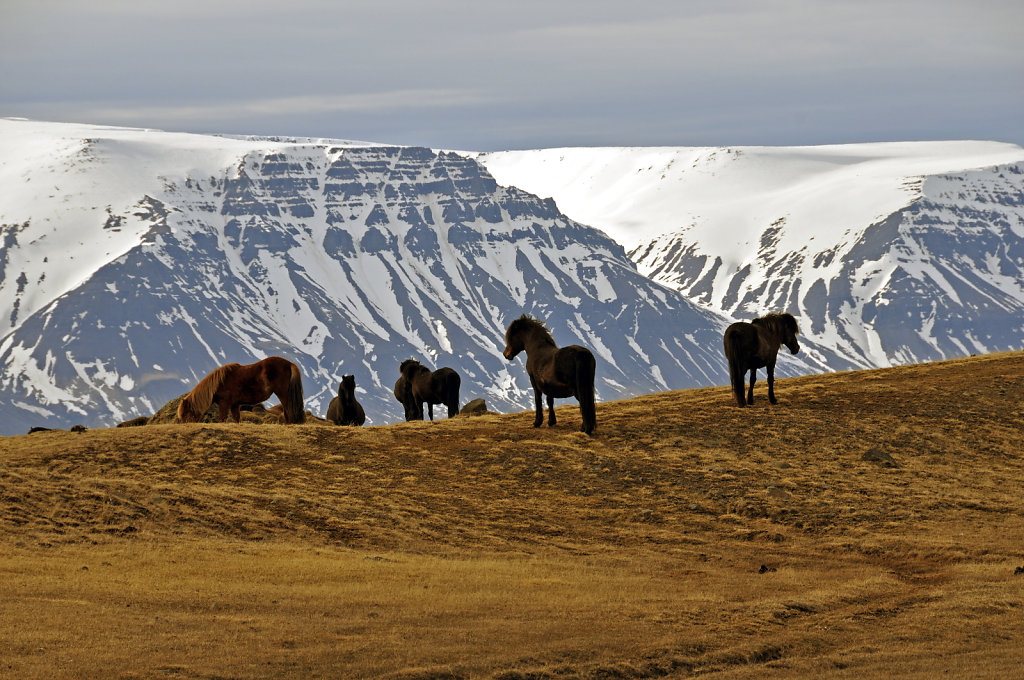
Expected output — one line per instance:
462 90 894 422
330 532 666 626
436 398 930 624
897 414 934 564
326 374 366 426
177 356 305 424
723 312 800 407
502 315 596 435
399 359 461 420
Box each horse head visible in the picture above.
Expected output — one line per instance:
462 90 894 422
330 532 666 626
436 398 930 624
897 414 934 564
502 333 523 361
780 313 800 354
400 359 422 376
503 315 542 360
753 312 800 354
177 396 200 423
340 374 356 399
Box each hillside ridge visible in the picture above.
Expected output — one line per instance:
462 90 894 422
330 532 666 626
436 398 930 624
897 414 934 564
3 351 1023 678
4 351 1022 550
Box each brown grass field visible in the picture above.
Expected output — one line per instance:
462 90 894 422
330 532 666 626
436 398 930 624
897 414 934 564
2 352 1024 679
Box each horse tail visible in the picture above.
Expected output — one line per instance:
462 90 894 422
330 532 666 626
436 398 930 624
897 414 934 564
402 374 420 420
285 362 305 424
724 326 747 407
575 349 597 435
177 364 233 422
446 370 461 417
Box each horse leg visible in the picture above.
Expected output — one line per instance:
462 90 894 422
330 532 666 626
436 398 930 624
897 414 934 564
575 351 597 434
427 402 434 421
231 403 242 423
767 360 778 404
530 378 544 428
747 369 757 405
547 394 556 426
731 371 746 407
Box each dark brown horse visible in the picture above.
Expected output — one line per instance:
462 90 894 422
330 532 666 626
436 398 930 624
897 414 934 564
723 312 800 407
177 356 305 423
502 315 596 435
326 374 366 426
399 359 460 420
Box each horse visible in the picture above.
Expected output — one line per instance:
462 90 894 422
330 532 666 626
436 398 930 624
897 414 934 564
722 312 800 407
326 374 366 426
399 359 461 420
177 356 305 424
502 314 596 435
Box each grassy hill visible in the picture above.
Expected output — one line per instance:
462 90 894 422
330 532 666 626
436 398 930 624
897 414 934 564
2 352 1024 679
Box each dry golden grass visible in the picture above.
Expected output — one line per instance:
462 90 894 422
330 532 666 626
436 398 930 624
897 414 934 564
2 351 1024 678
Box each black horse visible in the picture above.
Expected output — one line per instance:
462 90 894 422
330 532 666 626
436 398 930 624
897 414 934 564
503 314 597 435
399 359 461 420
326 374 366 426
723 312 800 407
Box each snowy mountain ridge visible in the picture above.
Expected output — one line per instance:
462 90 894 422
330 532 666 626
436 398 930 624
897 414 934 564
478 143 1024 367
2 119 834 435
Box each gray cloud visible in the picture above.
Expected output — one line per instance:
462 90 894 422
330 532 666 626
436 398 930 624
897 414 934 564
1 0 1021 149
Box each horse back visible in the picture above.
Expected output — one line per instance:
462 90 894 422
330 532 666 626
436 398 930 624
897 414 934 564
724 322 765 369
430 367 460 393
535 345 592 398
553 345 594 381
260 356 296 384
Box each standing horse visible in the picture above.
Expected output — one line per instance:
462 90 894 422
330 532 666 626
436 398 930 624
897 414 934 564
502 315 597 435
723 312 800 407
177 356 305 423
326 374 366 426
399 359 461 420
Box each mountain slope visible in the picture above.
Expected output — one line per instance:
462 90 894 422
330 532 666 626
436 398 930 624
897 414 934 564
478 143 1024 368
1 120 833 434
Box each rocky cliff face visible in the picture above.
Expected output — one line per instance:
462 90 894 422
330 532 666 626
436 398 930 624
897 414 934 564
2 121 832 434
631 164 1024 367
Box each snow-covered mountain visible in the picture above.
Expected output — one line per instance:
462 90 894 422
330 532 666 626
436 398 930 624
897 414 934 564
479 143 1024 368
1 119 835 435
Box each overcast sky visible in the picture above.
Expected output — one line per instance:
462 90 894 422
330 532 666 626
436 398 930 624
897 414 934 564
1 0 1021 151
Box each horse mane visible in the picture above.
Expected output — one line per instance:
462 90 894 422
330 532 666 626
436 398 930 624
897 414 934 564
509 314 555 345
752 312 799 337
182 363 238 416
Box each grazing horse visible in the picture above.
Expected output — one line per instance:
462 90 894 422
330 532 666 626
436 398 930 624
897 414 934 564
399 359 461 420
177 356 306 424
723 312 800 407
326 374 366 426
502 315 597 435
